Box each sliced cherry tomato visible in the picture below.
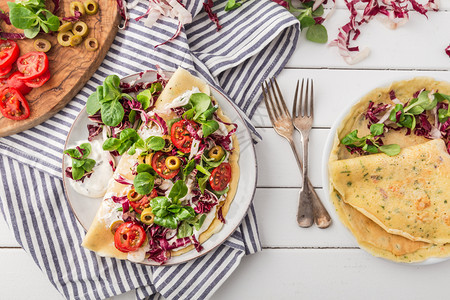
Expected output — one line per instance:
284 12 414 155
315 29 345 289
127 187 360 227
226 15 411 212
0 78 7 92
114 222 146 253
16 51 49 80
0 88 30 120
209 162 232 191
129 189 158 214
7 72 33 95
0 40 19 69
171 119 199 153
151 151 179 179
0 64 12 77
24 69 51 88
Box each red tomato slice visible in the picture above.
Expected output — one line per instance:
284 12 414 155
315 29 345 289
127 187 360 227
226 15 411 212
24 69 51 88
0 40 19 69
0 77 7 92
209 162 232 191
129 189 158 214
0 64 12 77
0 88 30 120
151 151 179 179
16 52 49 80
171 119 199 153
114 222 146 253
7 72 33 95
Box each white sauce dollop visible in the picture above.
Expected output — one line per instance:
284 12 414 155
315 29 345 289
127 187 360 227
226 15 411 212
68 139 114 198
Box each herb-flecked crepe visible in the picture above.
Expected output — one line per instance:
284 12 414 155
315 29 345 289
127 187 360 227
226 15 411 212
328 78 450 263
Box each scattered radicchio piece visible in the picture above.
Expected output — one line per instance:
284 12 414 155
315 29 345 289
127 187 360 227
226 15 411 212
203 0 222 31
88 111 104 124
217 206 226 224
365 101 390 125
116 0 130 29
0 11 11 25
0 31 25 40
65 167 93 182
62 10 82 22
272 0 289 8
155 22 182 48
52 0 61 14
446 45 450 58
111 195 130 212
114 174 133 185
150 113 168 134
87 124 103 141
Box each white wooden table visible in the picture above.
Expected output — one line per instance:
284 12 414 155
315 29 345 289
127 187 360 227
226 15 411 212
1 3 449 299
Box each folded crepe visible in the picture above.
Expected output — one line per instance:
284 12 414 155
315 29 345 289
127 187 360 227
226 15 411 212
328 77 450 263
82 68 240 262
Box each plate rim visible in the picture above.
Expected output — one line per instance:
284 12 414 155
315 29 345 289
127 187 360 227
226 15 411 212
62 69 258 266
321 76 450 266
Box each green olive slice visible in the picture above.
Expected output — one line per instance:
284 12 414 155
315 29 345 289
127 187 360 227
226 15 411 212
208 146 225 161
84 0 99 15
72 21 89 38
84 37 99 51
70 1 85 16
33 39 52 52
127 188 143 202
58 22 73 32
165 156 181 170
69 34 83 46
140 208 155 225
57 31 74 47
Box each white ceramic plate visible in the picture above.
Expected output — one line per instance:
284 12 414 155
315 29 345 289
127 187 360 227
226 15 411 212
321 78 449 265
63 70 257 265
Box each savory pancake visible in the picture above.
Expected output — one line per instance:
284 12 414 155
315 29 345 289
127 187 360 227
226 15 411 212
82 68 240 262
328 77 450 262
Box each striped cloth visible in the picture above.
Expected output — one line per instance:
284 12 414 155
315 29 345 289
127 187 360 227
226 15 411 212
0 1 299 299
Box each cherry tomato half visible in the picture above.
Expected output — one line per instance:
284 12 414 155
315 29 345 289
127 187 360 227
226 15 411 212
209 162 232 191
24 69 51 88
171 119 199 153
0 78 7 92
151 151 179 179
7 72 33 95
0 40 19 69
0 88 30 120
129 189 158 214
0 64 12 77
114 222 146 253
17 52 49 80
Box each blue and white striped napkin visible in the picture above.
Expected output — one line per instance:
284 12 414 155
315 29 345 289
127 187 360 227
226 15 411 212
0 1 299 299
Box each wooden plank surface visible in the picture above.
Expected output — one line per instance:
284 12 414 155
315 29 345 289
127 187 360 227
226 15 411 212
0 0 120 137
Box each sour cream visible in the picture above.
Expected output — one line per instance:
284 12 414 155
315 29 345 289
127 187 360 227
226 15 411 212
68 139 114 198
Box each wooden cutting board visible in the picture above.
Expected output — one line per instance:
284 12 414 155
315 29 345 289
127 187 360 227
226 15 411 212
0 0 120 137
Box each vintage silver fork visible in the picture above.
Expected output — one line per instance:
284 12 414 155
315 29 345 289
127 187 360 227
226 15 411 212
262 78 331 228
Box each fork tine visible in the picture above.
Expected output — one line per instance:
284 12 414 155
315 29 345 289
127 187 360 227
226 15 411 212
272 77 291 118
268 78 283 119
262 81 276 125
310 79 314 118
292 80 300 119
300 78 305 117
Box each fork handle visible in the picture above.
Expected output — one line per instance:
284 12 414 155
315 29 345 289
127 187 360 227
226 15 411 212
288 140 332 228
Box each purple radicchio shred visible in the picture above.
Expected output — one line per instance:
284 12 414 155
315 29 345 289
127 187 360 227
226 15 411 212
87 124 103 141
116 0 129 29
151 113 168 134
0 11 11 25
389 90 396 100
365 101 389 125
446 45 450 58
0 31 25 40
62 10 81 22
52 0 60 14
414 113 433 137
217 206 226 224
65 167 93 182
114 174 133 185
88 111 104 124
203 0 222 31
111 195 130 212
413 90 421 98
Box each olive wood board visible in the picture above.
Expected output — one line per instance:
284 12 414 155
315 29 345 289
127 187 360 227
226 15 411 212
0 0 120 137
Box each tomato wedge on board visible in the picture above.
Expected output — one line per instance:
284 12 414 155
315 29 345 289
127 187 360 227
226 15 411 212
209 162 232 191
0 40 19 69
16 52 48 80
7 72 33 95
151 151 179 179
24 69 51 88
114 222 146 253
0 64 12 77
170 119 199 153
0 88 30 120
129 189 158 214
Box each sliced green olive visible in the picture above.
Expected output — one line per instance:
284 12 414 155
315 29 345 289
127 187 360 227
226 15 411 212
165 156 181 170
84 0 99 15
162 135 174 152
70 1 86 16
69 34 83 46
208 146 225 161
33 39 51 52
143 153 154 165
57 31 74 47
110 220 123 234
72 21 89 37
58 22 73 32
127 188 143 202
85 37 99 51
140 207 155 225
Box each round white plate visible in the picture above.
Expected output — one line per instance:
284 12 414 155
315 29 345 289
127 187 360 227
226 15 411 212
63 70 257 265
321 78 449 265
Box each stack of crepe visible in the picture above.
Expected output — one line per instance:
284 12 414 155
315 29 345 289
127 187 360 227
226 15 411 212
328 78 450 263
